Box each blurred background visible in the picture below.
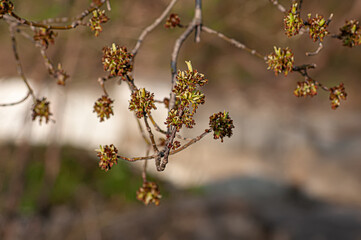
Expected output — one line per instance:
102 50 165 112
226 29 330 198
1 0 361 239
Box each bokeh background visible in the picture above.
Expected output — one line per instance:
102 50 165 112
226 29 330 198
1 0 361 239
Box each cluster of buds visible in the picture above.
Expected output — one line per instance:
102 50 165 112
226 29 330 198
136 181 162 206
337 20 361 47
284 2 303 37
53 63 69 86
0 0 14 18
165 108 195 131
33 28 57 49
89 9 109 37
267 47 294 76
164 13 181 29
96 144 119 171
102 43 133 80
209 111 234 142
93 95 114 122
31 97 52 124
129 88 157 118
306 14 329 42
166 61 208 131
329 83 347 109
294 79 318 97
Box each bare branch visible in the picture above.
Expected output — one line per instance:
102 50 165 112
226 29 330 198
0 91 31 107
269 0 286 13
202 26 266 60
306 42 324 56
131 0 178 56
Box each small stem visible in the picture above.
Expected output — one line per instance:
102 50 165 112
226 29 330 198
202 26 266 60
0 91 31 107
170 129 211 155
132 0 178 57
9 26 36 102
269 0 286 13
8 0 106 30
306 42 323 56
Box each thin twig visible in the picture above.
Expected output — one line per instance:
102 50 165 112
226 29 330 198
306 42 323 56
202 26 266 60
131 0 178 57
8 0 106 30
136 117 151 145
269 0 286 13
194 0 203 43
149 114 192 141
0 91 31 107
9 25 36 102
118 129 212 162
170 129 211 155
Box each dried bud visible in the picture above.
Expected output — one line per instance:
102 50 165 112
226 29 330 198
337 20 361 47
209 111 234 142
102 43 133 80
164 13 181 29
0 0 14 18
93 95 114 121
136 182 162 206
31 97 52 124
54 63 69 86
294 79 318 97
284 2 303 37
329 83 347 109
129 88 157 118
96 144 119 171
89 9 109 37
33 28 57 49
267 47 294 76
307 14 329 42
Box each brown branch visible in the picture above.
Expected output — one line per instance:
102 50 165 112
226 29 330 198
0 91 31 107
136 117 151 145
202 26 266 60
118 128 211 163
149 114 192 141
169 19 197 110
9 25 36 102
306 42 323 56
8 0 106 30
269 0 286 13
170 129 211 155
131 0 178 57
194 0 203 43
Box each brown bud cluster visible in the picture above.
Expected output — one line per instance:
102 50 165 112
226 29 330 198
0 0 14 18
96 144 119 171
337 20 361 48
164 13 181 29
166 61 208 131
294 79 318 97
209 111 234 142
136 181 162 206
33 28 57 49
284 2 303 37
307 14 329 42
31 97 52 124
129 88 157 118
89 9 109 37
267 47 294 76
329 83 347 109
102 43 133 80
93 95 114 122
54 63 69 86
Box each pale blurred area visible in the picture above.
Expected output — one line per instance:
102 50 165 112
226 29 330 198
1 0 361 239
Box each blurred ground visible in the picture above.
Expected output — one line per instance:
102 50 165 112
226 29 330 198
1 0 361 239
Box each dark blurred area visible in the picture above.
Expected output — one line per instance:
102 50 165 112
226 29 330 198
1 0 361 239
